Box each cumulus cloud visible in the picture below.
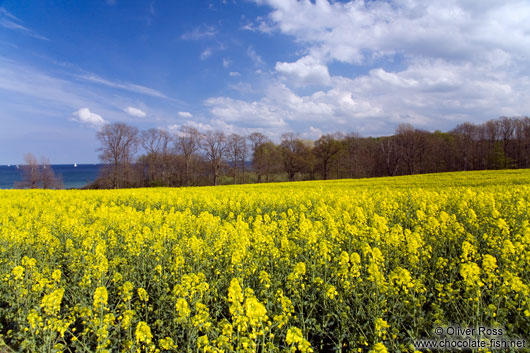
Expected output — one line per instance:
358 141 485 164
205 80 385 134
205 84 386 137
72 108 107 127
178 111 193 118
213 0 530 135
170 121 214 133
229 71 241 77
205 50 529 136
124 106 146 118
205 96 288 129
254 0 530 65
302 126 323 140
275 56 331 86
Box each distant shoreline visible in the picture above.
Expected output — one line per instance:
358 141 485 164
0 164 103 189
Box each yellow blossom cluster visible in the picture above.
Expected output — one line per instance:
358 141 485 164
1 169 529 352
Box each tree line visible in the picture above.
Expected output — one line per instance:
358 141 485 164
89 116 530 189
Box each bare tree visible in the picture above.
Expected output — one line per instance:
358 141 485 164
313 134 341 180
227 133 247 184
423 130 459 173
483 120 499 145
452 123 479 171
261 142 282 182
201 130 228 186
15 153 41 189
141 128 168 156
96 122 139 188
139 128 172 186
497 117 515 168
40 156 63 189
279 133 312 182
248 132 268 149
395 123 428 174
15 153 62 189
378 137 401 176
248 132 270 183
342 132 361 178
514 117 530 168
175 126 201 186
158 129 172 185
479 120 499 169
140 128 164 185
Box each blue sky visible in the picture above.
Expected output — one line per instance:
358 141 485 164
1 0 530 164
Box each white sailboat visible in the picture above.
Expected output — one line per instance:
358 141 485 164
74 163 78 168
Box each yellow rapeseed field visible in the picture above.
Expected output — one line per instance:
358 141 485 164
1 170 529 352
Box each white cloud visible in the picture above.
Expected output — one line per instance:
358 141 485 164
205 96 287 129
229 71 241 77
72 108 107 127
223 58 231 68
0 58 186 135
218 0 530 135
275 56 331 86
369 68 419 89
204 50 530 136
124 106 146 118
302 126 323 140
0 58 125 115
200 48 213 60
247 46 264 66
255 0 530 65
171 121 214 133
189 121 214 131
168 124 180 134
181 25 217 40
228 81 255 95
204 84 360 132
205 80 381 133
0 7 48 40
79 74 166 98
241 16 276 33
178 111 193 118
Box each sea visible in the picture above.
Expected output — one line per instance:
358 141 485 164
0 164 103 189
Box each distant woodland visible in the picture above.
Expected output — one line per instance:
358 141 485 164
86 116 530 189
12 116 530 189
